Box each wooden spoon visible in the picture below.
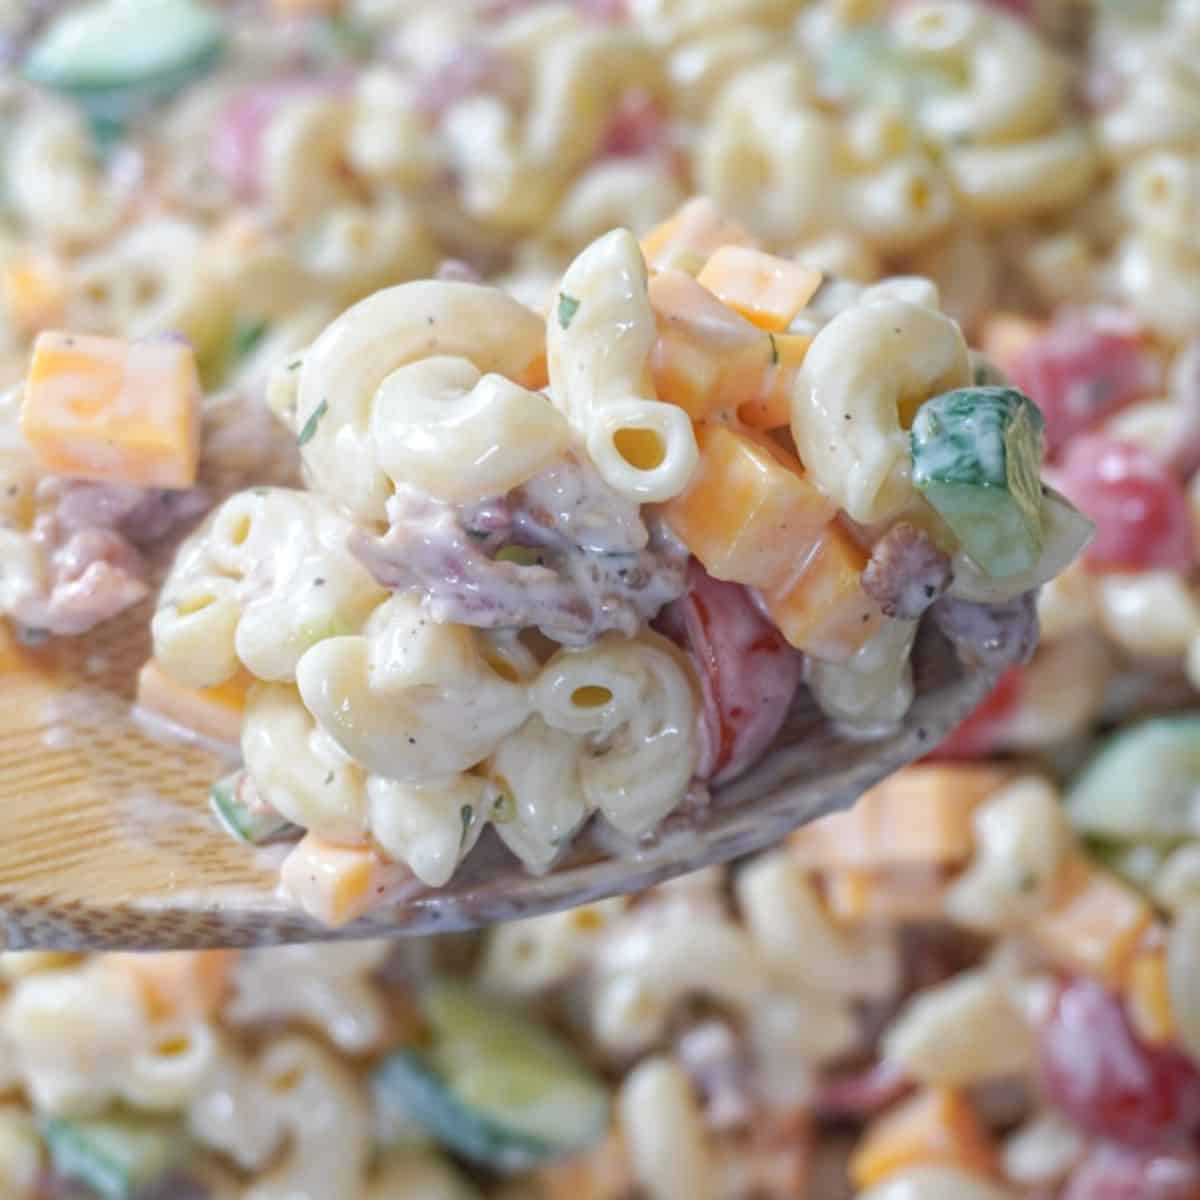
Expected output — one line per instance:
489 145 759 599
0 603 998 950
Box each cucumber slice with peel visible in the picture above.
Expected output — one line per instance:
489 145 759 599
210 771 296 844
1067 716 1200 842
40 1113 182 1200
24 0 226 135
912 386 1047 578
373 983 609 1170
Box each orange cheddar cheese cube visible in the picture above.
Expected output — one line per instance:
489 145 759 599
1029 855 1153 989
980 312 1043 376
651 330 724 420
1127 938 1174 1045
640 198 756 275
697 246 822 332
663 424 836 590
280 836 409 927
0 622 29 675
1 253 67 335
135 660 251 746
850 1087 998 1190
728 333 812 430
112 950 238 1021
22 331 201 489
763 522 882 662
791 765 1013 871
823 866 952 925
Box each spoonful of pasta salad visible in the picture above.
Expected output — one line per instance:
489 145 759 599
0 202 1090 949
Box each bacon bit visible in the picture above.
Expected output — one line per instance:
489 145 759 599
601 90 671 160
931 666 1024 759
861 523 952 620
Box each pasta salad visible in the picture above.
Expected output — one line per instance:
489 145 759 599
0 0 1199 1196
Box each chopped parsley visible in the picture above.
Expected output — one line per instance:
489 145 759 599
557 292 581 330
768 333 778 366
297 397 328 447
459 805 475 849
492 790 516 824
231 317 268 362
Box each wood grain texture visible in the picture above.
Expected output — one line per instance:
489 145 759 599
0 599 998 950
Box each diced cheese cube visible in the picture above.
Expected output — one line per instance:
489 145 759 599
851 1087 999 1190
22 331 201 488
728 333 812 430
663 424 835 590
280 835 404 927
979 312 1043 375
135 659 250 746
110 950 237 1022
763 522 882 662
792 765 1013 871
1 253 66 335
640 198 756 275
650 330 724 420
823 867 953 925
0 622 29 674
697 246 822 332
1127 938 1174 1045
1029 855 1152 989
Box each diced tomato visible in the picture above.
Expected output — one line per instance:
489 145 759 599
659 562 804 784
1008 310 1162 458
1051 435 1195 572
601 90 671 161
928 665 1023 759
1039 978 1200 1150
1062 1141 1200 1200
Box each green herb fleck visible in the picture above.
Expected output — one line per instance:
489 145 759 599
459 805 475 848
492 790 516 824
231 317 268 362
558 292 581 330
297 397 328 447
768 333 778 366
286 358 302 372
1019 870 1039 893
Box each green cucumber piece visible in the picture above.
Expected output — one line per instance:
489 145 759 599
820 28 957 111
373 983 609 1171
911 385 1047 578
24 0 225 133
210 771 295 845
948 486 1093 603
1067 716 1200 843
40 1113 182 1200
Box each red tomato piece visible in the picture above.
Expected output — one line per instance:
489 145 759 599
1039 978 1200 1149
928 665 1023 759
660 562 804 784
1051 435 1195 572
1062 1141 1200 1200
576 0 628 19
1009 310 1162 458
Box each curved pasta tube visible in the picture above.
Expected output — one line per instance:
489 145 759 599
487 717 590 872
5 104 127 244
1111 233 1200 344
945 126 1097 223
894 1 1067 143
696 60 831 243
1095 42 1200 162
792 297 971 524
806 617 918 730
243 1036 371 1200
153 489 385 687
370 356 568 506
444 15 667 231
260 95 357 225
242 683 369 844
548 229 698 502
187 1041 285 1171
1120 151 1200 252
366 772 494 887
66 219 228 356
121 1022 221 1112
532 632 699 837
295 595 530 783
296 281 546 520
225 943 391 1053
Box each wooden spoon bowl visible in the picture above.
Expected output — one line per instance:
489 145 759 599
0 600 997 949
